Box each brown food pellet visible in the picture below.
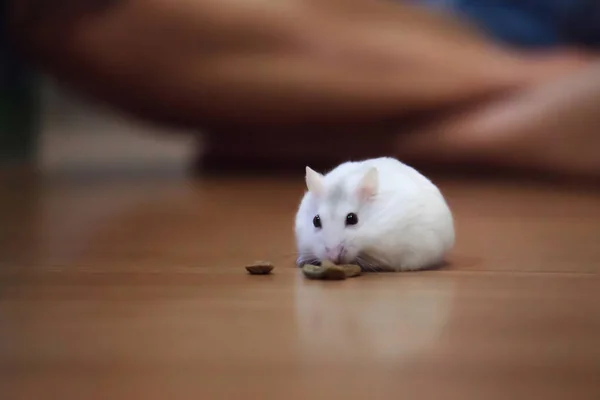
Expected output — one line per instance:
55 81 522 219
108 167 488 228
302 264 346 280
245 261 274 275
301 262 362 280
340 264 362 278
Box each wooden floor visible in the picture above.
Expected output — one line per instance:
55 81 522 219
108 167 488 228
0 170 599 400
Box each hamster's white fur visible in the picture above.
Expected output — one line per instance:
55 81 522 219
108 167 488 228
294 157 454 271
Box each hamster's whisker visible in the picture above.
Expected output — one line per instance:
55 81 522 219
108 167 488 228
355 256 377 272
356 252 388 272
296 253 320 267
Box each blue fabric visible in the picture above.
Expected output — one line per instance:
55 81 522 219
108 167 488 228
1 0 26 89
1 0 14 88
419 0 600 48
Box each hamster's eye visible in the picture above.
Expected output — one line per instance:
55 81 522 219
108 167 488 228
345 213 358 226
313 215 322 229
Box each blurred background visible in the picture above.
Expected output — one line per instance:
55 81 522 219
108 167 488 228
1 0 599 180
1 74 199 177
38 79 199 176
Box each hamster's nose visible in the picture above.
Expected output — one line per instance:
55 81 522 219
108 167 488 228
325 246 343 264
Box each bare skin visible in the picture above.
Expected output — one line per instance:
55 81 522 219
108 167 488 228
7 0 599 178
205 51 600 179
395 56 600 179
8 0 532 129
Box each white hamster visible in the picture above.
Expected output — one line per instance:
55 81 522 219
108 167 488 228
294 157 455 271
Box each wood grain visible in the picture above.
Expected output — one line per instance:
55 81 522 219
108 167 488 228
0 172 599 400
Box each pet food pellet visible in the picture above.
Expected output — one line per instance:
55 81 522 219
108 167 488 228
245 261 274 275
302 262 362 280
340 264 362 278
302 263 347 280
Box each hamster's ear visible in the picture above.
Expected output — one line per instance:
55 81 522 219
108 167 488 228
305 166 324 196
357 167 378 201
